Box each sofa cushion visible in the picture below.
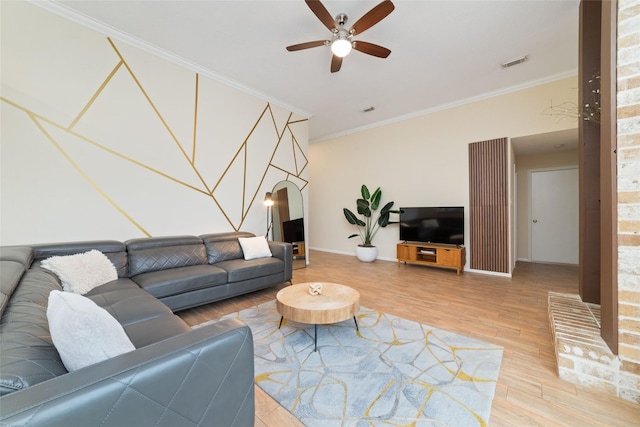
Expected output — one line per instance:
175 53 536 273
85 279 172 325
83 278 142 297
215 257 284 283
200 232 254 264
41 250 118 295
8 267 62 303
131 264 228 299
126 236 207 276
84 278 190 345
122 314 192 348
0 300 68 396
47 291 135 372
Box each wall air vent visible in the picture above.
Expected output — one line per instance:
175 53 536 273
501 55 528 69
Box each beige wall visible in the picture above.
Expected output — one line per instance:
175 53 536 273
515 150 579 261
310 77 579 265
0 1 309 245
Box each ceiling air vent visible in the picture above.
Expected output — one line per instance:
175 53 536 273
501 55 528 69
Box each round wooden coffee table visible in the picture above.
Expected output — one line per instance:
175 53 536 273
276 282 360 351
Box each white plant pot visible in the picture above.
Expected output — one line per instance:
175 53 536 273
356 245 378 262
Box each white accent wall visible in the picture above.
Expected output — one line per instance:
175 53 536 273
0 1 309 245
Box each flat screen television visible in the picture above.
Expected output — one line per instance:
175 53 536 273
282 218 304 243
399 207 464 245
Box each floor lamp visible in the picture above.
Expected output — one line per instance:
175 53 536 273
264 192 274 239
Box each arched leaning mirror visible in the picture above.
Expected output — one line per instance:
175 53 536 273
271 180 305 269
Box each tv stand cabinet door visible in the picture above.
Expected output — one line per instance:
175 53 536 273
437 248 459 267
397 244 413 262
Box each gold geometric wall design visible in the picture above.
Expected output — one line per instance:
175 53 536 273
1 36 308 237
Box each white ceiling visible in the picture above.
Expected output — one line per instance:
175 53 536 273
50 0 580 144
512 128 578 156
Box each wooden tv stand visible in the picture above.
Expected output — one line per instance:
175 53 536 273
292 242 305 259
397 242 465 275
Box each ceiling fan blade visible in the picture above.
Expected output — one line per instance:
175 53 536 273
330 55 343 73
350 0 395 36
353 41 391 58
286 40 327 51
305 0 337 31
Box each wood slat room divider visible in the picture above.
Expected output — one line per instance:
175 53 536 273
468 137 509 273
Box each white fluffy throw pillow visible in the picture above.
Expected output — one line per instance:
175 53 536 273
238 236 272 260
41 250 117 294
47 290 135 372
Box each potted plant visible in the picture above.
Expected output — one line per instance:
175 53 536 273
343 184 399 262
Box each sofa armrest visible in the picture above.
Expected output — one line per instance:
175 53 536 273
0 319 255 427
268 241 293 281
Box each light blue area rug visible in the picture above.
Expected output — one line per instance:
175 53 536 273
214 300 503 427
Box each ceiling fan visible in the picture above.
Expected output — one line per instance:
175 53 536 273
286 0 395 73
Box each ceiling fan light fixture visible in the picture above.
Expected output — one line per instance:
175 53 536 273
331 38 352 57
286 0 394 72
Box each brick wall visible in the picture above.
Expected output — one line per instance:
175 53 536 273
549 293 623 395
549 0 640 404
617 0 640 404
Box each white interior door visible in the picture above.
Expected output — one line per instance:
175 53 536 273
530 168 579 264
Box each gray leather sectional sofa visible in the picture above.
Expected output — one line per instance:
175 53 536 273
0 231 292 426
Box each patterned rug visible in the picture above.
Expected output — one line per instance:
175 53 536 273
203 300 503 427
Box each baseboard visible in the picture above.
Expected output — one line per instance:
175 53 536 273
466 268 512 278
309 247 353 256
308 247 397 263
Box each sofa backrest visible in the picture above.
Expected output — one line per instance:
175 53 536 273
0 246 34 266
0 247 34 318
0 261 25 318
200 232 255 264
31 241 128 278
126 236 207 277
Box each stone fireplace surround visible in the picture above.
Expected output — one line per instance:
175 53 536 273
548 292 637 402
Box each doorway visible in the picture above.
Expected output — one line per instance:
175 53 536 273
530 168 579 264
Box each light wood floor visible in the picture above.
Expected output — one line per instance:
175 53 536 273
177 251 640 427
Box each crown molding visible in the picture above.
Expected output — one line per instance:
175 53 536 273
30 0 312 119
310 70 578 144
